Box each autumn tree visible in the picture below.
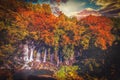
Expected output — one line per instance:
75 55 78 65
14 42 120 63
55 14 85 65
110 18 120 41
73 15 116 78
15 3 59 63
80 15 115 50
0 0 116 69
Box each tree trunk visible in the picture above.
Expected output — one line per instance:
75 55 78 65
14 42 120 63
57 50 60 67
59 49 63 65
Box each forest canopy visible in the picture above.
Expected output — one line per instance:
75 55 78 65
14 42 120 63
0 0 119 80
0 0 116 67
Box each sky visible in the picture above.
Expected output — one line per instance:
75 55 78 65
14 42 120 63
25 0 120 17
55 0 101 16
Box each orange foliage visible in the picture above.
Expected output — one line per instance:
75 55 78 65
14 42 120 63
81 15 114 50
15 5 114 50
15 5 58 46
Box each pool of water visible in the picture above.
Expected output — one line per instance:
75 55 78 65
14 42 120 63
13 69 56 80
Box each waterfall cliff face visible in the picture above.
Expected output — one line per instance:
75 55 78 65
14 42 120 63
20 41 64 69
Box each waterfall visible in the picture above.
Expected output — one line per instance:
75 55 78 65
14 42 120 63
23 44 29 62
21 43 30 69
36 49 41 62
57 57 59 67
43 49 47 62
29 46 35 62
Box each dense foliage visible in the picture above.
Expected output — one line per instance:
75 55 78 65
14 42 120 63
54 66 84 80
0 0 119 80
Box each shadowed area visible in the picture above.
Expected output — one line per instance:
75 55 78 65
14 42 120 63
28 75 56 80
13 69 56 80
